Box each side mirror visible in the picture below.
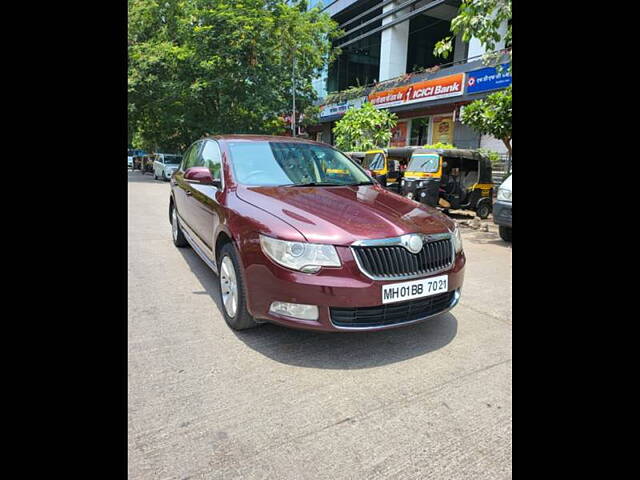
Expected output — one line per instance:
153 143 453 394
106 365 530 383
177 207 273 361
184 167 216 186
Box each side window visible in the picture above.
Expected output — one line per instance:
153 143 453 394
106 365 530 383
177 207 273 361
200 141 222 180
182 142 202 170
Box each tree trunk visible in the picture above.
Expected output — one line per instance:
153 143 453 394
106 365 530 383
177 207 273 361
502 137 512 157
503 138 512 174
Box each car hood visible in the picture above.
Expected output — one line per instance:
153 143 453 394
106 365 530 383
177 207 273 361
236 184 453 245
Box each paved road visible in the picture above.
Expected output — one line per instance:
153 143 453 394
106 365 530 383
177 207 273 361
128 170 512 480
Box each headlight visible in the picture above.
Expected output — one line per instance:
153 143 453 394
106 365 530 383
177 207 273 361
418 181 427 188
497 188 512 202
259 235 341 273
452 226 463 253
401 179 405 186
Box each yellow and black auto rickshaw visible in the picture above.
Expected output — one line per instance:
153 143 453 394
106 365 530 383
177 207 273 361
362 147 419 193
400 148 494 218
345 151 366 165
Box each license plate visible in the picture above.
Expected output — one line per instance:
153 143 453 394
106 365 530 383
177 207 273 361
382 275 448 304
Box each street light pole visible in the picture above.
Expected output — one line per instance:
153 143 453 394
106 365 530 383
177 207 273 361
292 54 296 137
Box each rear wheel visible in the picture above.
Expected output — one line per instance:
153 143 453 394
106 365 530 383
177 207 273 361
499 226 512 242
476 202 491 219
171 204 189 247
218 243 259 330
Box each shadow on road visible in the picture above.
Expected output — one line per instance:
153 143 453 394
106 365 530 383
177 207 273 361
235 313 457 370
178 245 458 370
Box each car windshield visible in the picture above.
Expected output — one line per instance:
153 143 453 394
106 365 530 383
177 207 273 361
407 154 440 173
227 141 372 186
163 155 182 165
362 152 385 171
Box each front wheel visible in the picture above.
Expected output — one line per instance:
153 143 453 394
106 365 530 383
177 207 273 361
499 226 512 242
218 243 259 330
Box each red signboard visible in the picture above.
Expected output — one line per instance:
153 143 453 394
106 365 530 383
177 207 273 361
369 73 465 109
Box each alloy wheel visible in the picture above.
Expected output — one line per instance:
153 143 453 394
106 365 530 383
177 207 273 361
220 256 238 318
172 207 178 241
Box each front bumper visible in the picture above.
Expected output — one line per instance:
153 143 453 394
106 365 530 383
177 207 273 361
241 246 465 332
493 201 512 227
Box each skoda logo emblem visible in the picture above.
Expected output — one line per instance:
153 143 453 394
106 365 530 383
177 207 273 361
406 234 423 254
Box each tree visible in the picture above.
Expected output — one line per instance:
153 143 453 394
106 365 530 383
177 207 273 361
434 0 511 64
332 102 398 152
128 0 340 152
461 86 511 156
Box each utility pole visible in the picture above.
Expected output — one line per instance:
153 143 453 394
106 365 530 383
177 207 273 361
291 54 296 137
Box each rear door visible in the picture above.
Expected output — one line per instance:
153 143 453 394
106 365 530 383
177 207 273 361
154 155 163 176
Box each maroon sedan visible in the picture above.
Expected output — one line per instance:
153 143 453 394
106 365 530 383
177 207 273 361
169 135 465 331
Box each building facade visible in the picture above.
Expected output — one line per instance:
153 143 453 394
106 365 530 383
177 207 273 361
310 0 511 153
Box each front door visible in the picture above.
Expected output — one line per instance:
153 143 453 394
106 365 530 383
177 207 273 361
173 141 202 233
185 140 224 251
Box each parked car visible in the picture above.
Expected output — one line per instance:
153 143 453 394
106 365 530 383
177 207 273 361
153 153 183 181
128 156 133 169
493 174 512 241
169 135 465 332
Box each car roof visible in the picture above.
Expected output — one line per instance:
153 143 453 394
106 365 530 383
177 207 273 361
203 134 330 147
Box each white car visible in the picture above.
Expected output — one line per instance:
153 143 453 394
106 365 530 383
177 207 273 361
153 154 183 181
128 156 133 169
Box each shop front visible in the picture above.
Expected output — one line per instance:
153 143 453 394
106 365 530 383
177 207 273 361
315 58 510 150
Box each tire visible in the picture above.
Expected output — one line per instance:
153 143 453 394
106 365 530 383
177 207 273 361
476 202 491 219
154 172 158 180
218 242 259 330
171 203 189 248
499 226 512 242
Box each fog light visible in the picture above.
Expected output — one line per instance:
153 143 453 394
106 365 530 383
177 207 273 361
420 192 426 197
269 301 319 320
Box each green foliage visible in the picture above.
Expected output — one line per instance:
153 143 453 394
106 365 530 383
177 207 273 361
434 0 511 64
300 105 320 128
324 85 365 105
478 148 502 165
128 0 341 152
461 86 512 155
332 103 397 152
422 142 455 150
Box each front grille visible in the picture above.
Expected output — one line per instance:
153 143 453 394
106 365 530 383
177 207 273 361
352 238 453 280
330 291 455 328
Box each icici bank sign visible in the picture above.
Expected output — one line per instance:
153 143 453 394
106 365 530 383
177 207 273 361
368 73 465 109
